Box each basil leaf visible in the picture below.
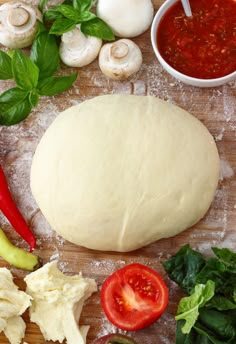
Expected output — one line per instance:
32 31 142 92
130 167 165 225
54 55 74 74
29 91 39 107
44 8 64 21
0 50 13 80
37 72 78 96
49 17 77 35
162 244 205 294
212 247 236 273
78 11 96 22
73 0 93 12
53 4 80 21
12 49 39 91
0 87 32 125
38 0 49 12
176 281 215 334
81 17 115 40
30 31 59 80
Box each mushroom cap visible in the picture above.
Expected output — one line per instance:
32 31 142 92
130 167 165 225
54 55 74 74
0 0 42 48
97 0 154 38
99 39 143 80
59 26 102 68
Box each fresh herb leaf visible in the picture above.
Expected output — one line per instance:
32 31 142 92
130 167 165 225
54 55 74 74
52 4 80 21
38 0 49 12
0 88 32 125
212 247 236 273
12 49 39 91
176 281 215 334
44 8 64 21
162 244 205 294
78 11 96 22
28 91 39 107
0 50 13 80
49 17 77 35
37 72 78 96
73 0 93 12
30 30 59 80
81 17 115 40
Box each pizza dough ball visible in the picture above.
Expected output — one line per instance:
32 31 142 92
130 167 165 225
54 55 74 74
96 0 154 38
30 95 220 252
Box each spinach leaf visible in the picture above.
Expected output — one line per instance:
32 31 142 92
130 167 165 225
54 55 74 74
176 281 215 334
162 244 205 293
37 72 78 96
12 49 39 91
206 296 236 311
194 323 231 344
212 247 236 273
0 50 13 80
81 17 115 40
0 88 32 125
49 17 77 35
176 320 212 344
30 30 59 80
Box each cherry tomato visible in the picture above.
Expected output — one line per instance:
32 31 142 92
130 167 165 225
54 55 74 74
92 333 138 344
101 263 168 331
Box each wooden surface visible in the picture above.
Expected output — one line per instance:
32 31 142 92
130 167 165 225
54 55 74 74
0 1 236 343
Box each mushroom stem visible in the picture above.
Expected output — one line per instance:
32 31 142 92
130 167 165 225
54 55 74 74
8 7 30 27
110 41 129 60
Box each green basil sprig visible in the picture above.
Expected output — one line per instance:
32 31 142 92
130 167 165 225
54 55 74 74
0 29 77 126
43 0 115 40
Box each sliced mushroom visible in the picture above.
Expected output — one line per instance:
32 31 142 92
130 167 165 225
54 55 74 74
98 39 143 80
59 26 102 68
97 0 154 38
0 0 42 48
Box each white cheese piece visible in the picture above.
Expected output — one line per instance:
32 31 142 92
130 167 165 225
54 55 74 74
24 261 97 344
0 268 31 344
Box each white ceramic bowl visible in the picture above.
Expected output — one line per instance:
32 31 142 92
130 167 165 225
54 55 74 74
151 0 236 87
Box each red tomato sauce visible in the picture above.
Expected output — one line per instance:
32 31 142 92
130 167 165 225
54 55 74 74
156 0 236 79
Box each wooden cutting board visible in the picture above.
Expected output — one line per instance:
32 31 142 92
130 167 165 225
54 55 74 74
0 1 236 343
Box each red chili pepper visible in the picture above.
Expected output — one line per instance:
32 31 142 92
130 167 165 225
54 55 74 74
0 164 36 251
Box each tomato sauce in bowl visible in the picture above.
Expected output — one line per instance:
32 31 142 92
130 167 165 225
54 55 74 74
156 0 236 79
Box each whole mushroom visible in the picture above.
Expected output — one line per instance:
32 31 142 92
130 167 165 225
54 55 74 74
96 0 154 38
59 26 102 68
0 0 42 48
99 39 142 80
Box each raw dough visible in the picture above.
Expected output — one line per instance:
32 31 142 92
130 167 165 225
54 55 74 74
30 95 220 252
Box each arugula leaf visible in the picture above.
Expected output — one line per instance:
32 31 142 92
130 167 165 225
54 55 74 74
73 0 93 12
49 17 77 35
212 247 236 273
30 30 59 80
81 17 115 40
0 88 32 125
176 281 215 334
12 49 39 91
162 244 205 294
37 72 78 96
0 50 13 80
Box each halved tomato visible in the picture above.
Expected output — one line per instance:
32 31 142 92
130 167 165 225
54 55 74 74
100 263 169 331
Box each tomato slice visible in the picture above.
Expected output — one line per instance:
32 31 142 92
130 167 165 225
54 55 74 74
100 263 169 331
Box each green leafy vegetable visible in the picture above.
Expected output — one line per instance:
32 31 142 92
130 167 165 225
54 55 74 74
81 17 115 41
44 0 114 40
12 49 39 90
0 50 13 80
38 73 78 96
176 281 215 334
30 29 59 80
163 245 236 344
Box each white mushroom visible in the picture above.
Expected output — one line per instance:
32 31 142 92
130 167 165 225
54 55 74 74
98 39 142 80
0 0 42 48
96 0 154 38
59 26 102 68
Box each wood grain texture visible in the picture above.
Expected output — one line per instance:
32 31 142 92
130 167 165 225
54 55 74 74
0 0 236 343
